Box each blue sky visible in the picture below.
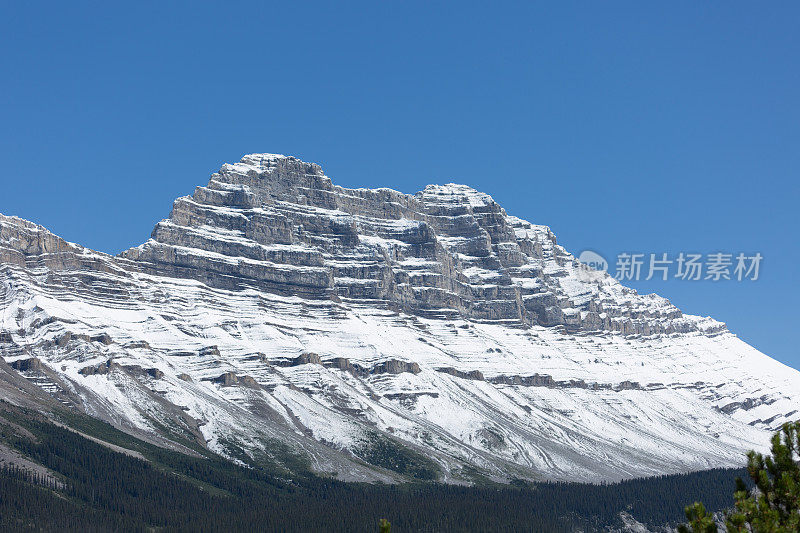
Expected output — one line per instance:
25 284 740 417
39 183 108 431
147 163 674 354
1 2 798 368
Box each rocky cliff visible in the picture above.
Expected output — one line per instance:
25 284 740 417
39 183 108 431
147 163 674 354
123 153 705 333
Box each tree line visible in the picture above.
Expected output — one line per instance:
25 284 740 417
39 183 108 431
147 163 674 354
0 404 747 532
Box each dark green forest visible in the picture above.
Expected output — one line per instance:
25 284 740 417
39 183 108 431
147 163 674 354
0 402 745 532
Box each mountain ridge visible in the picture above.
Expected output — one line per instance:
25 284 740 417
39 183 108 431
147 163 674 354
1 153 798 483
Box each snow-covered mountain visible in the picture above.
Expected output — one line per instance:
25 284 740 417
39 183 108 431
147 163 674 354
1 153 798 483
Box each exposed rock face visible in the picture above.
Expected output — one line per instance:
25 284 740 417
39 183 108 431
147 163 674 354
79 359 122 376
10 357 43 372
208 372 259 388
0 153 798 484
120 154 702 334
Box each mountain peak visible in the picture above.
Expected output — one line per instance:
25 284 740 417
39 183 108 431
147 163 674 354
120 153 714 337
2 152 798 484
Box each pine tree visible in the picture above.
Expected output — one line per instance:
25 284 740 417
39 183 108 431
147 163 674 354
677 502 717 533
679 421 800 532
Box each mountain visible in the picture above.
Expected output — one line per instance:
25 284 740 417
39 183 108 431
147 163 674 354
1 153 798 483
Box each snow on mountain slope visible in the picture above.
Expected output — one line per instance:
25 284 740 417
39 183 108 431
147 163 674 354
1 153 798 483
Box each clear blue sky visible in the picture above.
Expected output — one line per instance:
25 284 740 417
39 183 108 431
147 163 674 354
1 2 798 368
